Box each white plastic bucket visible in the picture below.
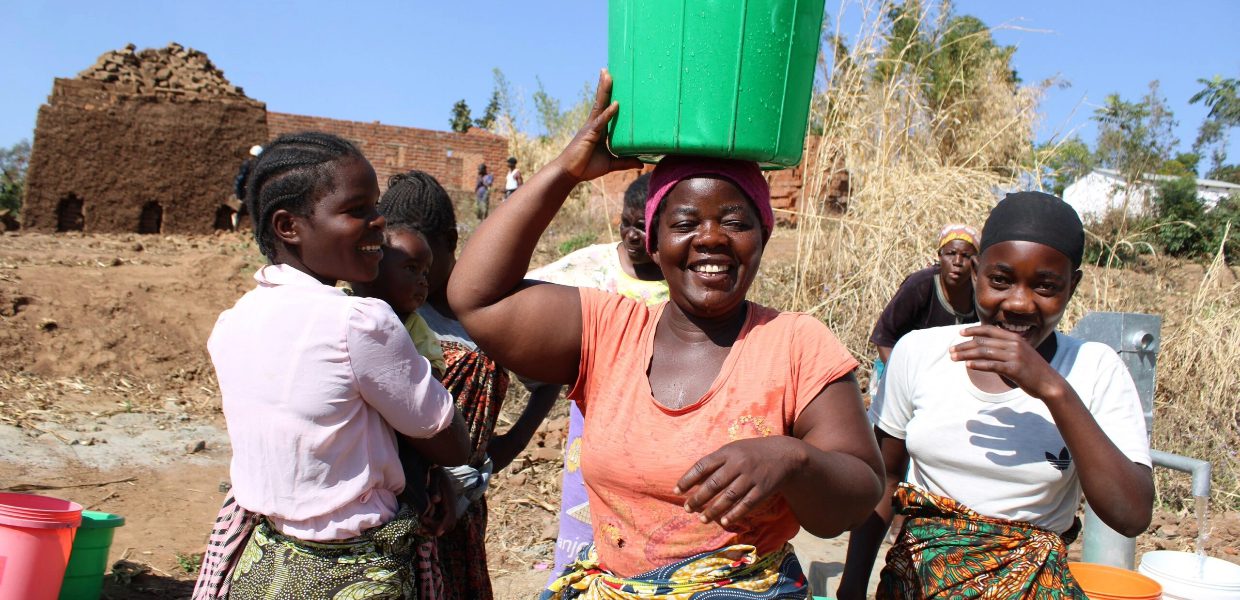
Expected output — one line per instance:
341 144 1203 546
1138 550 1240 600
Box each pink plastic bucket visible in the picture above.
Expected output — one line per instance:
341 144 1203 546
0 492 82 600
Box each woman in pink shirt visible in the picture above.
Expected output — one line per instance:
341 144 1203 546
448 73 884 599
198 132 469 600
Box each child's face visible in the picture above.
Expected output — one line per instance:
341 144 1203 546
937 240 977 287
295 156 384 284
367 229 434 316
972 240 1081 349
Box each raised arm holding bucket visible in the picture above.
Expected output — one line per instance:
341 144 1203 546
447 70 882 600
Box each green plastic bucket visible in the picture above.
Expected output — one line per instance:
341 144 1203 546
608 0 826 168
58 511 124 600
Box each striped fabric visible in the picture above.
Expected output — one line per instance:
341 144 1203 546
192 489 260 600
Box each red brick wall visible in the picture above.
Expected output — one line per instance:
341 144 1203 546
266 112 509 196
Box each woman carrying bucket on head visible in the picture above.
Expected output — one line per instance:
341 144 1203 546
447 71 884 599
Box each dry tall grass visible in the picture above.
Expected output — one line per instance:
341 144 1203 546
488 0 1238 511
1142 235 1240 510
750 0 1240 511
754 0 1037 365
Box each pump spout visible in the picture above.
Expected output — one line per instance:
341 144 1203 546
1150 450 1211 498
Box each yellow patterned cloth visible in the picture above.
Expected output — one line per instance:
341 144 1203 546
227 506 419 600
540 544 807 599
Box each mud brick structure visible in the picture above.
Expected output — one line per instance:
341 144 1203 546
24 44 267 234
266 113 508 197
24 44 510 234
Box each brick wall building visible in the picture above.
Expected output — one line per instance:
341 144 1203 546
25 45 850 235
267 113 509 197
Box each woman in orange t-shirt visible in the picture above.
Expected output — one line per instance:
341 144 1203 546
448 72 884 599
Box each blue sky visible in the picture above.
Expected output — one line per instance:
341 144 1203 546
4 1 1238 169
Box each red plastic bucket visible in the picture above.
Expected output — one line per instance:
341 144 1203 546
0 492 83 600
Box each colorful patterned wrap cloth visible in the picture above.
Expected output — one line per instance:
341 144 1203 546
540 543 808 599
878 483 1086 599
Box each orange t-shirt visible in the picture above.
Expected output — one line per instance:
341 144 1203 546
569 288 859 576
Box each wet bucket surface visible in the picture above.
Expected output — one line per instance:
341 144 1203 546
0 492 83 600
1139 550 1240 600
608 0 827 168
1069 562 1162 600
58 510 125 600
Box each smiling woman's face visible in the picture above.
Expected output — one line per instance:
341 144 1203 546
972 240 1080 349
652 176 766 319
290 156 385 285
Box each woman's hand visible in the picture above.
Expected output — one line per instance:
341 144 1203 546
674 436 804 528
420 467 459 536
552 69 642 183
949 325 1064 399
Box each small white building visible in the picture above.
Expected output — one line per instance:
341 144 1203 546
1063 168 1240 222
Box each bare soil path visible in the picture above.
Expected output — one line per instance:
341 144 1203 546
1 231 1237 599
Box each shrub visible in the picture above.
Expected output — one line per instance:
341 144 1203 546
1153 175 1207 257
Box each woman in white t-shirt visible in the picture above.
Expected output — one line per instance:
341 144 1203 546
839 192 1153 600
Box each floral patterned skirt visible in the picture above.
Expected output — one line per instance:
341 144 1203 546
878 483 1086 599
227 506 419 600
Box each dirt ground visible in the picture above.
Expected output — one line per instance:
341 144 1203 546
1 230 1238 599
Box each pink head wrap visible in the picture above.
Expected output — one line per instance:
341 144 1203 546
644 156 772 253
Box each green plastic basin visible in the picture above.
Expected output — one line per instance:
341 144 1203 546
608 0 826 168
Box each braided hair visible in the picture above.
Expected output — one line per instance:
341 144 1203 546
378 170 457 244
235 132 365 261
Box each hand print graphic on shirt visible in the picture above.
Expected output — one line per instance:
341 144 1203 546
965 407 1066 468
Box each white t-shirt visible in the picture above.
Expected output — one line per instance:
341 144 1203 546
505 168 521 191
869 324 1151 534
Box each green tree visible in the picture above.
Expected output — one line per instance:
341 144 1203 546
1189 75 1239 173
0 139 31 215
1153 175 1206 257
1158 152 1201 178
1207 164 1240 184
874 0 930 85
489 68 518 131
873 1 1020 164
1203 193 1239 261
1036 136 1095 196
474 90 501 131
531 77 564 139
449 99 473 133
1093 81 1178 201
532 77 593 141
